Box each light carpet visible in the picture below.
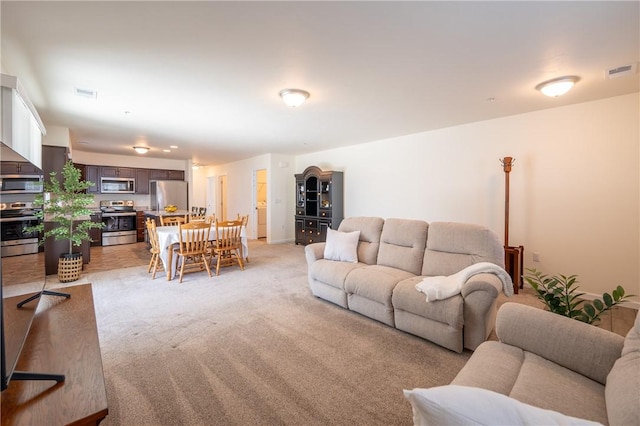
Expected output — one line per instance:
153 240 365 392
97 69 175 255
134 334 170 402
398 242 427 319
49 242 471 426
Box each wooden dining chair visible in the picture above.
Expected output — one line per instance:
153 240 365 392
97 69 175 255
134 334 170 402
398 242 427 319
237 213 249 227
173 221 212 283
160 215 187 226
212 219 245 275
236 214 250 263
189 214 206 222
145 218 163 279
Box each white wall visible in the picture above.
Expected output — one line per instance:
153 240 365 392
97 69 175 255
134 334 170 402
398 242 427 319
268 154 296 243
205 153 295 244
295 93 639 302
42 125 70 148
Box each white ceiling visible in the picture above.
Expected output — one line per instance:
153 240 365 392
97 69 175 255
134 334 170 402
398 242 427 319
1 1 638 166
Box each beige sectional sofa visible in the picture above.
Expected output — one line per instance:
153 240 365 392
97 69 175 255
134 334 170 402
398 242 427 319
304 217 510 352
404 303 640 425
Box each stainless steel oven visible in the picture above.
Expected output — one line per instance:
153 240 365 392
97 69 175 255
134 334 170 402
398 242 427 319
99 200 137 246
0 202 41 257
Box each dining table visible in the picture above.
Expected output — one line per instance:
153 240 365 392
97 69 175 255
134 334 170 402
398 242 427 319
156 224 248 280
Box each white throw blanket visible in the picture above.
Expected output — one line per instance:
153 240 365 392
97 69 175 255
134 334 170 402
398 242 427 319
415 262 514 302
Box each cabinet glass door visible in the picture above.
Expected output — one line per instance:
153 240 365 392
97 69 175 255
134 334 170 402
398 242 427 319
305 176 318 216
297 182 305 207
320 180 331 209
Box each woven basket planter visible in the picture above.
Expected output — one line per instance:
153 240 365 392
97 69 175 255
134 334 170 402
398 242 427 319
58 253 83 283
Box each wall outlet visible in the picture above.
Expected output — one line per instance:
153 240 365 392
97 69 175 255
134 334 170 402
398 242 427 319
532 252 540 262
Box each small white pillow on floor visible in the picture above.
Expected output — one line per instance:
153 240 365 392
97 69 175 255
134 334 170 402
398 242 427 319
403 385 603 426
323 228 360 263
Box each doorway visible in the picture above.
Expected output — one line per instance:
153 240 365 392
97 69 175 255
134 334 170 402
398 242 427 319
255 169 267 239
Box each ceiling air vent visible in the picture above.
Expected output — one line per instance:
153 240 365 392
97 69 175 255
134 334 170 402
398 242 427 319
605 63 637 79
74 87 97 99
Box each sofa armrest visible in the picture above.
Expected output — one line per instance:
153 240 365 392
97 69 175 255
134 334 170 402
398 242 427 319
496 302 624 385
460 273 501 298
304 242 326 265
461 273 501 350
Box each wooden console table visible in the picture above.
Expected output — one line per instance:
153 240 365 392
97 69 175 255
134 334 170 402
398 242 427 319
1 284 108 425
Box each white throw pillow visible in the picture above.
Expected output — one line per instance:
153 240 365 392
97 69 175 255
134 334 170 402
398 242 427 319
403 385 603 426
323 228 360 263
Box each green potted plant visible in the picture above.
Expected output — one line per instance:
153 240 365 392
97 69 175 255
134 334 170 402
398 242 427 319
524 268 634 325
26 161 104 282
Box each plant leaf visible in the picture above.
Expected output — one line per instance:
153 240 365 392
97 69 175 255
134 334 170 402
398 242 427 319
583 303 596 317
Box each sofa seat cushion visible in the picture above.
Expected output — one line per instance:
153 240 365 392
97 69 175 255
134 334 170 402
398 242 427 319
510 352 608 425
452 341 608 425
309 259 366 291
344 265 415 305
451 341 524 394
392 276 463 329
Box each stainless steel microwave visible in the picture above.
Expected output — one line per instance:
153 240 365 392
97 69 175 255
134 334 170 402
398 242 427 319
100 177 135 194
0 175 44 194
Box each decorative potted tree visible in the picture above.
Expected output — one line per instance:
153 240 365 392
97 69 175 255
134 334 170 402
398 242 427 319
26 161 104 282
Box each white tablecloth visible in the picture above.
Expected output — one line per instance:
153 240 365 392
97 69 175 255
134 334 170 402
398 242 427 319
156 225 248 279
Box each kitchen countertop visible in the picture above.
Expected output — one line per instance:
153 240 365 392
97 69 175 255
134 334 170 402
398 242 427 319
143 210 190 217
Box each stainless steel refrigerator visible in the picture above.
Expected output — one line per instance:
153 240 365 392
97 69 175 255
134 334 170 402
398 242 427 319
149 180 188 211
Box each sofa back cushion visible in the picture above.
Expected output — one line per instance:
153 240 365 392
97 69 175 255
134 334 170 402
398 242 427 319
337 217 384 265
605 310 640 426
376 218 428 275
422 222 504 276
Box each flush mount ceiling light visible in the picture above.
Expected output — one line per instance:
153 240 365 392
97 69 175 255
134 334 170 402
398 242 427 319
133 146 149 154
279 88 310 107
535 76 579 97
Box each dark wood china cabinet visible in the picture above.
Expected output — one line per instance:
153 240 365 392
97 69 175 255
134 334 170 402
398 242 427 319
294 166 343 245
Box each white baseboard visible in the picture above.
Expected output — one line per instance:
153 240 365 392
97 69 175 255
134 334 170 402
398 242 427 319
269 238 296 244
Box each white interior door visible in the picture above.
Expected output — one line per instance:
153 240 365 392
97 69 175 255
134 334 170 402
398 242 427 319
219 175 228 221
206 176 216 218
254 169 267 239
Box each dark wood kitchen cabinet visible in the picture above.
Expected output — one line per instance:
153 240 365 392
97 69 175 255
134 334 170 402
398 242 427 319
294 166 343 245
75 164 100 193
100 166 135 178
89 213 102 246
136 211 146 242
86 165 100 193
42 145 68 184
0 161 42 175
149 169 184 180
135 168 150 194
